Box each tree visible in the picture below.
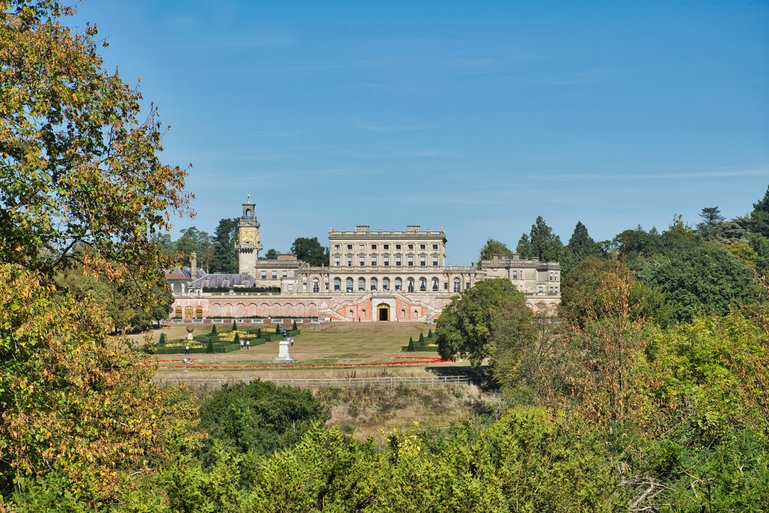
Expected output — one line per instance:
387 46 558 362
291 237 329 267
436 279 534 368
197 380 329 457
748 186 769 238
697 206 725 240
479 238 514 262
646 245 757 322
211 217 238 273
521 216 566 262
516 233 533 259
263 248 279 260
567 221 601 264
174 226 213 271
0 2 193 502
0 2 190 275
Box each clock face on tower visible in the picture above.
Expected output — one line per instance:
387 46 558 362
241 228 255 243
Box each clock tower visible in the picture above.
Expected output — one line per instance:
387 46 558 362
237 199 262 274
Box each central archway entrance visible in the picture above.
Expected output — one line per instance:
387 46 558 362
377 303 390 321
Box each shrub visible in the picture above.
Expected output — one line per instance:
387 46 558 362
234 332 241 346
418 332 425 346
292 320 298 330
407 337 415 352
232 320 238 332
158 333 167 345
210 324 217 336
256 328 262 339
206 338 214 353
427 329 433 338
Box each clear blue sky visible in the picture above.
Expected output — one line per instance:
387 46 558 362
72 0 769 264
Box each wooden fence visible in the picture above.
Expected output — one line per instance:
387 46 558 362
155 375 470 389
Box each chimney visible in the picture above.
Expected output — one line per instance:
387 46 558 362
190 252 197 280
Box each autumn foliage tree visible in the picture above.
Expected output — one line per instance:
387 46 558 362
0 0 194 504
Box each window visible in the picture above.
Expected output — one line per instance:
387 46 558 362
419 277 427 291
346 277 353 292
371 244 377 249
432 256 438 266
312 280 319 293
420 244 426 250
432 244 438 250
384 244 389 250
408 244 414 250
407 256 414 267
454 278 461 293
383 277 390 290
419 257 426 267
347 244 353 250
370 277 378 291
371 258 377 266
395 277 402 291
347 256 353 267
444 282 448 291
511 270 519 279
334 278 341 291
334 257 340 266
282 271 287 278
358 244 364 250
396 244 401 250
383 256 390 266
359 258 365 266
407 278 415 293
358 277 366 291
432 277 439 291
395 256 402 267
271 271 277 279
261 271 267 279
334 244 340 250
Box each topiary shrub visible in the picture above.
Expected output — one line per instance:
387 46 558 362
292 320 297 330
256 328 262 339
158 333 167 345
206 338 215 353
234 332 241 346
210 324 217 336
407 336 415 352
418 332 425 346
427 329 433 339
231 320 238 332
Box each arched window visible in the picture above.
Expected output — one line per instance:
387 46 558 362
453 278 461 293
395 277 402 291
333 277 341 291
370 277 378 291
358 277 366 291
312 279 319 293
346 277 353 292
195 306 203 318
432 277 439 291
419 277 427 291
407 278 415 293
174 306 182 317
383 277 390 290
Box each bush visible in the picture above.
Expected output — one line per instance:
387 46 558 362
256 328 261 338
292 320 298 330
234 332 240 346
407 337 415 352
197 380 329 457
206 339 214 354
231 320 238 332
158 333 167 345
210 324 217 336
427 329 433 339
418 332 425 346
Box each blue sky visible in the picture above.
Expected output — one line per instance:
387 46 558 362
73 1 769 264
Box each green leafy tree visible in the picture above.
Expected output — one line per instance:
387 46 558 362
174 226 213 270
479 238 514 262
211 217 239 273
646 245 757 322
291 237 329 266
516 233 533 259
263 248 279 260
520 216 567 262
436 279 535 368
197 380 329 457
567 221 601 264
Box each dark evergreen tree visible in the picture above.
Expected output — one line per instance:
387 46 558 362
748 186 769 237
206 338 215 353
158 333 167 345
567 221 600 264
516 233 533 259
210 324 217 336
697 206 725 240
210 217 239 273
232 320 238 332
528 216 566 262
291 237 329 267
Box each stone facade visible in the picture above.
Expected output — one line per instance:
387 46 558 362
169 202 560 322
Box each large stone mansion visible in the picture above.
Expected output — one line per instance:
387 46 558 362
169 200 560 322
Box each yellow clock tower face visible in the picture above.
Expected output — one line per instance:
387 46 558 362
241 228 255 243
